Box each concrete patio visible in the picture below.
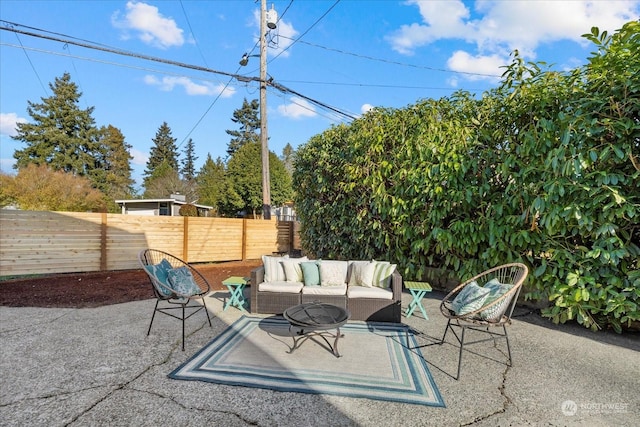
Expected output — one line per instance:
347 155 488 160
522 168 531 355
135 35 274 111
1 291 638 426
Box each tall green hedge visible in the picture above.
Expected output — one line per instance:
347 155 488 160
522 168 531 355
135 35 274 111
293 22 639 332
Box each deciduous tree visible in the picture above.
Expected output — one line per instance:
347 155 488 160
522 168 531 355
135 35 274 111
5 164 106 211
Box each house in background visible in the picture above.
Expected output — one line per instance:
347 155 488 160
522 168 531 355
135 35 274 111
115 194 213 217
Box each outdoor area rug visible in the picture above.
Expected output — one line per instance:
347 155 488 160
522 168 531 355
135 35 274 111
169 316 445 407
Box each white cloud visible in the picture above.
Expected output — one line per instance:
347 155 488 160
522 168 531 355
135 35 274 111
387 0 640 80
112 1 184 49
129 148 147 166
143 75 235 98
0 112 27 137
277 97 316 119
361 104 374 114
447 51 504 81
387 0 471 55
390 0 639 55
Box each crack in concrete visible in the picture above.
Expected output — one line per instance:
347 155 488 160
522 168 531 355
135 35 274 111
461 338 513 426
0 310 72 335
57 316 258 426
129 385 261 425
62 318 215 426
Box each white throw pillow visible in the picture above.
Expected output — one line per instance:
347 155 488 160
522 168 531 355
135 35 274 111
262 255 288 282
348 261 376 287
281 257 308 282
319 260 349 287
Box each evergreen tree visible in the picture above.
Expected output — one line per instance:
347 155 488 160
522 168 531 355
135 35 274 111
95 125 135 205
144 160 193 199
196 154 242 216
226 98 260 157
12 72 102 180
226 142 293 218
181 138 198 181
281 143 295 175
143 122 179 189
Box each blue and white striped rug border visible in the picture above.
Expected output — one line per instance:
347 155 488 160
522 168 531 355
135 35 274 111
169 316 445 407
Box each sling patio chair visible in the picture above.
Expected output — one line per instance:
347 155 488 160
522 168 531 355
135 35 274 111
138 249 212 351
439 262 528 380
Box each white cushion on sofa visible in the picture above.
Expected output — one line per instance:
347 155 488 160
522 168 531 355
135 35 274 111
281 257 308 282
348 261 376 287
319 260 349 286
302 283 347 296
347 285 393 300
258 281 303 293
262 255 289 282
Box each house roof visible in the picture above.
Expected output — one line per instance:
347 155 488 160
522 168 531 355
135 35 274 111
115 199 213 210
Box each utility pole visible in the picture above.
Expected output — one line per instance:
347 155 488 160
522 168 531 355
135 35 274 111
260 0 271 220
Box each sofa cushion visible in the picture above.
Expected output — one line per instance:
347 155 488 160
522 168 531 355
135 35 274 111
348 261 376 287
281 257 309 282
319 260 349 286
347 285 393 300
451 281 490 315
302 283 347 296
262 255 288 282
372 261 397 288
258 281 304 293
300 261 320 286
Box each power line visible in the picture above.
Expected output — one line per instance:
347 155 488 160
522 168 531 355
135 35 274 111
1 20 360 124
0 42 246 90
269 0 340 63
278 35 502 78
0 22 240 80
9 27 48 95
279 78 474 91
1 37 356 125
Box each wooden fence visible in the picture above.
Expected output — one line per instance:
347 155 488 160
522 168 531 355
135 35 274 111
0 210 299 277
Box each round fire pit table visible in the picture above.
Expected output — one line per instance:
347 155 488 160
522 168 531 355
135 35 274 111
283 302 350 358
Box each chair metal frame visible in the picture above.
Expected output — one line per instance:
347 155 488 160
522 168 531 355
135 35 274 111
439 262 528 380
138 249 212 350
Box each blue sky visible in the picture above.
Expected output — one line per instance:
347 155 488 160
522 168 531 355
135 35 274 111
1 0 638 190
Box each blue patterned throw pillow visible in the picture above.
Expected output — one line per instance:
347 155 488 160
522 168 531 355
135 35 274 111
450 281 490 315
479 279 514 321
144 258 174 297
167 267 201 296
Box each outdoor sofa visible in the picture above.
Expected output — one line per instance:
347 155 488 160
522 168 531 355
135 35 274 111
250 256 402 323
